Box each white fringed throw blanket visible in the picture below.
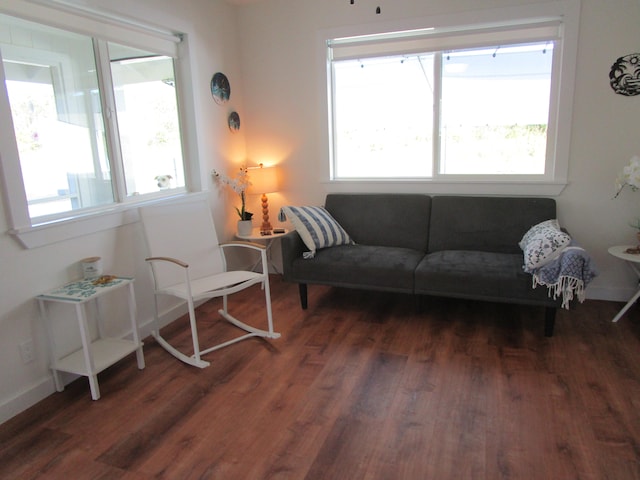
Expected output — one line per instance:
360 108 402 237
525 240 598 309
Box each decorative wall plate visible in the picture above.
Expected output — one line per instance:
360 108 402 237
228 111 240 132
609 53 640 96
211 72 230 104
228 112 240 132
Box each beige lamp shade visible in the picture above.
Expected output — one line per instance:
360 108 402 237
250 165 279 194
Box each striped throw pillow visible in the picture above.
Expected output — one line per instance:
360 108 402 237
280 206 353 258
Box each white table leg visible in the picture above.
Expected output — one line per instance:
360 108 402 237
76 303 100 400
266 239 281 274
128 283 145 370
247 239 274 273
613 284 640 322
39 299 64 392
613 260 640 322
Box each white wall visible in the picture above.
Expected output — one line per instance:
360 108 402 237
234 0 640 301
0 0 248 423
2 0 640 423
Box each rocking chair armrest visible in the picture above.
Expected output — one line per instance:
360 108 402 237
145 256 189 268
220 241 266 251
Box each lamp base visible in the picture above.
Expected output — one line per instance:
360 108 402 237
260 193 272 232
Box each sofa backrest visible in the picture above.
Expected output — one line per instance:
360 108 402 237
325 194 431 251
428 196 557 254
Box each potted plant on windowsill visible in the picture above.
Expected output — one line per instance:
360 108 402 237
212 166 254 236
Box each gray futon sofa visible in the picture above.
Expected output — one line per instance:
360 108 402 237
281 194 564 336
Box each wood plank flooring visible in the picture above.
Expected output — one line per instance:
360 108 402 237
2 275 640 479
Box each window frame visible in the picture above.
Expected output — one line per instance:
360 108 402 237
0 1 200 248
319 0 580 196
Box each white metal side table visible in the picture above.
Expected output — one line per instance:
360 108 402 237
608 245 640 323
37 276 145 400
236 228 289 274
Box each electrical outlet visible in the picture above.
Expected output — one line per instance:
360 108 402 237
19 339 35 364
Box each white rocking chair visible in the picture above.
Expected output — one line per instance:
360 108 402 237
139 198 280 368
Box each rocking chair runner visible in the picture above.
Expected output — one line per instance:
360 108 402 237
139 198 280 368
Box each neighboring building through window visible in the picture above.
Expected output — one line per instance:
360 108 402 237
325 1 579 187
0 11 186 227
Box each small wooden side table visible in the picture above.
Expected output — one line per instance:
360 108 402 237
608 245 640 322
236 228 289 274
37 276 145 400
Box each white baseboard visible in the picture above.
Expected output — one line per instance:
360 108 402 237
0 302 191 426
0 376 56 425
585 286 634 303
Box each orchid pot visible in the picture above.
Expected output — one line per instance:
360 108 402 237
237 219 253 236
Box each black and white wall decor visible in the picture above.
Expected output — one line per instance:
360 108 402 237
609 53 640 96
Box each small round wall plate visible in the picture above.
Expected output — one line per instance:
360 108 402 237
211 72 230 104
228 111 240 132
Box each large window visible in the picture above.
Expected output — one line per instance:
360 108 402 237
326 2 579 186
0 12 186 227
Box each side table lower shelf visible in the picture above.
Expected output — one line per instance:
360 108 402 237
54 338 143 376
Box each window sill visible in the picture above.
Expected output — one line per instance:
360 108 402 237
10 192 205 249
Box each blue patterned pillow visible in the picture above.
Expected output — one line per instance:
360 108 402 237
520 220 571 271
280 206 353 258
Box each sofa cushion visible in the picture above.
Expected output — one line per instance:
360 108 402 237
281 205 353 258
289 244 424 293
414 250 559 306
324 194 431 252
428 196 557 254
519 220 571 270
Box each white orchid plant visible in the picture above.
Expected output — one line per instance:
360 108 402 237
212 166 253 220
614 155 640 231
615 155 640 198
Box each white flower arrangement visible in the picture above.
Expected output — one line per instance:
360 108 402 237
211 166 253 220
614 155 640 198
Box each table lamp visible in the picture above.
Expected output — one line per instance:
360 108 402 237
250 163 279 232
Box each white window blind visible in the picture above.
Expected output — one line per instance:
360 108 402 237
328 19 562 61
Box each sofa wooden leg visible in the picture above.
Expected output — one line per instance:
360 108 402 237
299 283 308 309
544 307 556 337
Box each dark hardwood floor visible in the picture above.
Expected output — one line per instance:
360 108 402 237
2 275 640 479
